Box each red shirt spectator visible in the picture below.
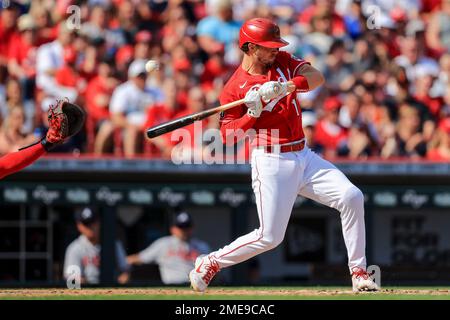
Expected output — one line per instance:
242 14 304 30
144 78 180 158
86 77 111 121
85 63 117 122
31 6 58 45
7 14 39 79
169 109 209 148
201 54 229 91
55 65 87 95
55 47 87 94
173 58 192 112
413 65 444 119
298 4 346 37
315 97 348 152
115 45 134 75
421 0 442 13
413 94 444 119
0 7 20 65
160 6 189 51
9 36 37 76
169 87 209 149
145 103 175 131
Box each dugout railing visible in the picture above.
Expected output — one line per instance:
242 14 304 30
0 157 449 287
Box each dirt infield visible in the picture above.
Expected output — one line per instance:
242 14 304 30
1 287 450 298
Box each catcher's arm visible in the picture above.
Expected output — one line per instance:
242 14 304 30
0 143 46 180
0 99 86 179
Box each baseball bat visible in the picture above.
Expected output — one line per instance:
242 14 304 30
146 98 245 139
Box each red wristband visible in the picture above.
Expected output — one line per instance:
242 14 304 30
291 76 309 92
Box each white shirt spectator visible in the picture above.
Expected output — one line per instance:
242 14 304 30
110 81 155 127
35 40 78 103
361 0 421 19
394 55 440 83
36 40 63 81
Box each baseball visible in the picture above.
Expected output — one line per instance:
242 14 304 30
145 60 159 73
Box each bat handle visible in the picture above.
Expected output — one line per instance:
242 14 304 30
217 98 246 112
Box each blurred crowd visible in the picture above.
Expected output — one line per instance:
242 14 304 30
0 0 449 160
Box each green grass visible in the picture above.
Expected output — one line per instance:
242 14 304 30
1 286 450 300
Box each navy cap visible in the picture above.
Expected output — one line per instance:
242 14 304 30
172 211 193 228
75 207 99 225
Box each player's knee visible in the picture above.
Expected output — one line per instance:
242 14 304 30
260 233 283 250
342 186 364 208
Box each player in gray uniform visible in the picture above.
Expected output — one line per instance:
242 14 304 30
127 211 210 285
63 207 130 284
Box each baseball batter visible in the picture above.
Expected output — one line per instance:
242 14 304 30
189 18 378 293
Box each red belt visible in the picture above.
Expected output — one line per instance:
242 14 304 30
259 140 305 154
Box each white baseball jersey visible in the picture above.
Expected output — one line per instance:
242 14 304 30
63 235 130 284
110 81 156 126
138 235 210 284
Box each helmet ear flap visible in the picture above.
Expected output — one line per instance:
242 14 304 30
240 42 250 53
241 42 258 54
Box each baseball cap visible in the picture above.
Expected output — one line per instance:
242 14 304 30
75 207 99 225
135 30 152 43
128 59 148 78
173 58 192 72
116 45 134 66
172 211 193 229
390 7 407 23
324 96 342 112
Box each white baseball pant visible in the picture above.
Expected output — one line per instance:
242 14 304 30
210 146 367 273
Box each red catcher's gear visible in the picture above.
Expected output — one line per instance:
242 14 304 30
239 18 289 49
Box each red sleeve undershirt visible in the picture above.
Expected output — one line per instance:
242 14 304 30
0 143 46 179
220 113 257 145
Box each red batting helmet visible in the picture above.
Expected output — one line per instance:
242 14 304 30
239 18 289 49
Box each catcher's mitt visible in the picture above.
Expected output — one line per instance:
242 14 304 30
19 99 86 151
45 99 86 145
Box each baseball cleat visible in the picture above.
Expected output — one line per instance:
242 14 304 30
189 255 220 292
351 267 379 293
